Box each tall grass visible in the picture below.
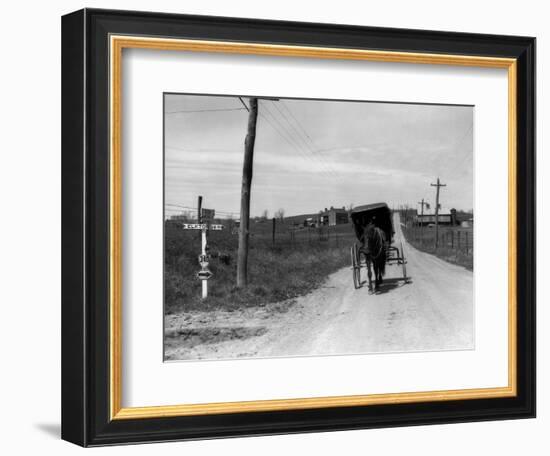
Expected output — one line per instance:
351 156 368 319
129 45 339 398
165 221 353 313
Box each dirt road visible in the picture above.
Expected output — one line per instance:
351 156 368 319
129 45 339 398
165 213 473 361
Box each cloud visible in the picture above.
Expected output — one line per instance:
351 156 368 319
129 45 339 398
164 94 474 215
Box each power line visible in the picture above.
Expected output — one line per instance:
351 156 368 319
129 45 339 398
260 103 336 180
165 203 196 210
262 102 345 184
258 109 333 181
269 101 343 181
166 100 345 184
280 101 316 144
238 97 250 112
273 101 343 180
452 123 474 172
165 203 239 215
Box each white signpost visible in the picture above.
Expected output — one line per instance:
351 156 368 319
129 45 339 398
182 211 224 299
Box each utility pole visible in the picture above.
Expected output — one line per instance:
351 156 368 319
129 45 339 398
197 195 203 224
237 98 258 288
430 178 447 248
417 198 428 227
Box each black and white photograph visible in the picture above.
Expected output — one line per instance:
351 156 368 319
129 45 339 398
163 93 474 361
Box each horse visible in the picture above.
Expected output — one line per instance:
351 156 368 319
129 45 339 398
360 221 387 292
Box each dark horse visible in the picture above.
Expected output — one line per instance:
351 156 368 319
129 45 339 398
360 221 387 292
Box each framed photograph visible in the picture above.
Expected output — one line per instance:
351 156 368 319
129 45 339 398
61 8 535 446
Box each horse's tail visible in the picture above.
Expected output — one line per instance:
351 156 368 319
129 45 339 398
378 250 386 277
376 228 386 277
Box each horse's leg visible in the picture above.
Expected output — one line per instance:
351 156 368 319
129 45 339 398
366 258 373 293
373 263 379 292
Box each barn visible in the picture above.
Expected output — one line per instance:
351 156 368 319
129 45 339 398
318 206 349 226
416 208 457 226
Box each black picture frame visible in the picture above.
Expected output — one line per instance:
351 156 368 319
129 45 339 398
62 8 535 447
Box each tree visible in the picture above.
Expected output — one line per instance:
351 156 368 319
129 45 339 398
261 209 269 220
274 208 285 221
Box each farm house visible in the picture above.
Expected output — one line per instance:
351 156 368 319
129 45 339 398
416 208 458 226
318 206 349 226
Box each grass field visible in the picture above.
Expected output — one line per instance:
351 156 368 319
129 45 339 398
165 219 357 313
401 224 474 271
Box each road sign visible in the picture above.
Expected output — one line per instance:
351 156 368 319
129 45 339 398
198 254 209 268
197 269 213 280
202 208 215 221
183 223 206 230
182 223 224 230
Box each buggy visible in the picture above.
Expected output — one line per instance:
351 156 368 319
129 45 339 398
350 203 408 290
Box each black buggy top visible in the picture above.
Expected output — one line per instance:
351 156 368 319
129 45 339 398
350 203 395 244
349 202 408 290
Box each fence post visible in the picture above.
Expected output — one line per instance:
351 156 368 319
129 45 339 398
457 231 461 250
451 230 454 249
465 231 469 254
420 230 431 247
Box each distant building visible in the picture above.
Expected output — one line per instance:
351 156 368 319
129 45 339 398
416 208 457 226
318 206 349 226
461 217 474 228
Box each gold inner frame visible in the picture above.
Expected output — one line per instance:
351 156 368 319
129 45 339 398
109 35 517 420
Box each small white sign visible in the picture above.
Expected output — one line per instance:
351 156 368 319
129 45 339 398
183 223 206 230
183 223 224 230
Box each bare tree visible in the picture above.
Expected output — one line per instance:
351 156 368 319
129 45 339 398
274 208 285 221
261 209 269 220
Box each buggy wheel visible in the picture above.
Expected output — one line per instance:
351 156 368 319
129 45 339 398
350 244 361 289
400 241 408 281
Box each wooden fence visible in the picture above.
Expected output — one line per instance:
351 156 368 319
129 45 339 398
249 222 356 250
404 225 474 255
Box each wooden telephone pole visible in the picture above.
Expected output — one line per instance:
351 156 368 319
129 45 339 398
237 98 258 288
430 178 446 248
418 198 428 227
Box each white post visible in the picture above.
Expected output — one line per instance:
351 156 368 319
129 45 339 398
201 228 207 299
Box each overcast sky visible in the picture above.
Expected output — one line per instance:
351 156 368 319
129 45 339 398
164 94 473 219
